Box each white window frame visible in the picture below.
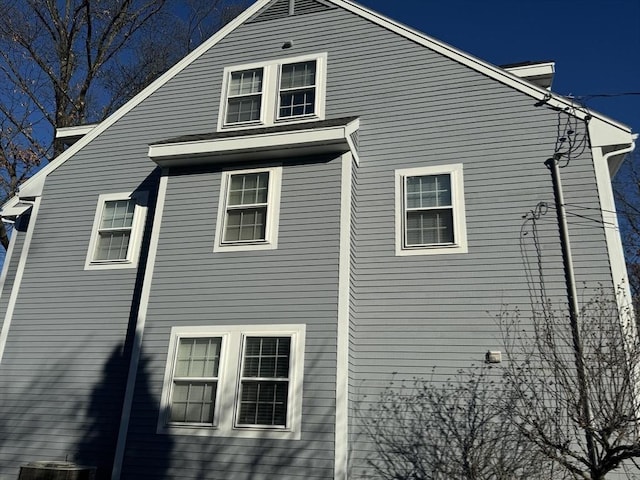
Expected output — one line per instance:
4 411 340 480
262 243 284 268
395 164 468 256
218 53 327 131
214 166 282 253
84 191 148 270
158 324 306 440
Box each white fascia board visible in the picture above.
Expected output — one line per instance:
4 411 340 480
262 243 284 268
333 0 630 133
504 62 555 79
0 203 33 219
55 124 99 139
148 119 359 167
1 0 273 211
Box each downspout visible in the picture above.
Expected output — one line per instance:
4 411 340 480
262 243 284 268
545 156 598 473
601 136 637 308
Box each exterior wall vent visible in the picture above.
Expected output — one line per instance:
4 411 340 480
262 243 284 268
18 461 96 480
248 0 335 23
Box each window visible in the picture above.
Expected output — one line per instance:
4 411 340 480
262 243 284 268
219 53 326 130
159 325 305 439
85 192 148 269
214 167 282 252
395 164 467 256
278 61 317 119
170 337 222 424
237 336 291 427
225 68 264 125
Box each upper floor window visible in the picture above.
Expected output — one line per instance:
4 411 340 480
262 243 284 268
159 324 305 439
226 68 264 124
219 53 327 131
395 164 468 256
278 61 317 119
85 191 148 269
214 166 282 252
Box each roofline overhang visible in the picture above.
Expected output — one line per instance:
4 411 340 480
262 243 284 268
504 62 555 89
56 124 100 146
148 118 360 168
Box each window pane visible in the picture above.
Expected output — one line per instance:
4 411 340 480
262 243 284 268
243 337 291 378
406 209 454 245
280 61 316 89
95 231 131 261
170 381 216 424
101 200 135 229
224 208 266 242
279 89 315 118
226 96 261 123
229 68 263 95
406 175 452 209
224 208 267 242
237 381 288 426
228 173 269 206
175 338 221 377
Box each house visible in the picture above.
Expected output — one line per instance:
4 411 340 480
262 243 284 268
0 0 635 478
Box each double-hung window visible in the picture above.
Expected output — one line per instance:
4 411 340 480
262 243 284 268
170 337 222 425
278 60 317 119
160 325 305 439
225 68 264 125
219 53 326 130
395 164 467 255
237 336 291 427
214 167 282 252
85 192 147 269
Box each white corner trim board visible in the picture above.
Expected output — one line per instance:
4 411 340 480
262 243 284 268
111 173 169 480
0 198 41 366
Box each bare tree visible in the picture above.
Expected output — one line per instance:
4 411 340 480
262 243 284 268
364 367 554 480
500 288 640 480
0 0 246 249
613 150 640 315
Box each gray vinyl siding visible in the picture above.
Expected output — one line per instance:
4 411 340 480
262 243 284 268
0 3 622 480
122 156 342 480
182 6 618 476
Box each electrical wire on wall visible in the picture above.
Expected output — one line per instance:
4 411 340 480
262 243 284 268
520 202 551 318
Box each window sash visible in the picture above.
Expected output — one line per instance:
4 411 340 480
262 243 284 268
168 337 222 425
225 68 264 124
236 336 292 428
404 174 456 247
93 199 135 261
277 61 317 119
222 172 271 244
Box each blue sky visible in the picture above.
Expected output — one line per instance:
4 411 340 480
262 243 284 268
356 0 640 132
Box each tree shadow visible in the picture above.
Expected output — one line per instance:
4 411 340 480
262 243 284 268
74 344 130 480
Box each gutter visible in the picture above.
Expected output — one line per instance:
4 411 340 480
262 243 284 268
605 134 637 178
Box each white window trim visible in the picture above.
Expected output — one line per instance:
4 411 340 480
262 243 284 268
213 166 282 253
395 164 468 256
158 324 305 440
84 191 148 270
217 53 327 131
